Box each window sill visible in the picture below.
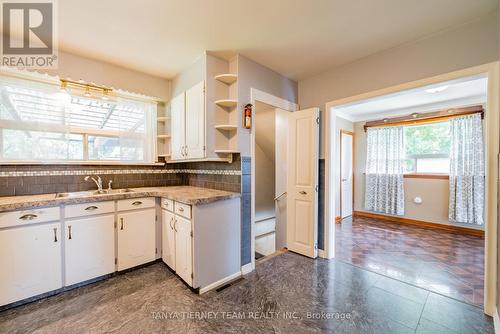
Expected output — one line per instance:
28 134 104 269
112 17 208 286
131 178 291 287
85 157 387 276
403 173 449 180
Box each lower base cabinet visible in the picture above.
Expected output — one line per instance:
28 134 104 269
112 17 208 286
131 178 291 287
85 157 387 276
161 209 176 270
0 223 62 306
174 215 193 286
117 208 156 271
64 215 115 286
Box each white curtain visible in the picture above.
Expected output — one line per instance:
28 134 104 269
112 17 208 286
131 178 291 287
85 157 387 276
449 114 485 225
364 126 405 215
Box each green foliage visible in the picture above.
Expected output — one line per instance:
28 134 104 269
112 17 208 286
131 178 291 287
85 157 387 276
404 121 450 156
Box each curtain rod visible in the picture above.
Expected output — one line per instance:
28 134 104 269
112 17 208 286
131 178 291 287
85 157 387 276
363 105 484 131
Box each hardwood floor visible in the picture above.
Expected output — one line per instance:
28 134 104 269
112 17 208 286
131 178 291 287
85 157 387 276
335 216 485 307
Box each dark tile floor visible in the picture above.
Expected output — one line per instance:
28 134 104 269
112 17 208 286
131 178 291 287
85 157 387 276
335 216 485 306
0 252 493 333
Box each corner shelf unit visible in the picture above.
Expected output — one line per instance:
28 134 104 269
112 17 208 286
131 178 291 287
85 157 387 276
213 69 239 156
156 104 171 162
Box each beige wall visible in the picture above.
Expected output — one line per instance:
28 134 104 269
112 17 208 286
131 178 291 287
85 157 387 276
237 54 298 156
45 51 171 102
335 116 354 218
353 121 483 229
299 12 500 158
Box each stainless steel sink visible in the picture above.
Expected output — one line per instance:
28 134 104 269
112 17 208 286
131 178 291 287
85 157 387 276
55 189 134 198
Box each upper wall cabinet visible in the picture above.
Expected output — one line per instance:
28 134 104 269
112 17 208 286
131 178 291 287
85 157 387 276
170 81 205 161
169 53 239 163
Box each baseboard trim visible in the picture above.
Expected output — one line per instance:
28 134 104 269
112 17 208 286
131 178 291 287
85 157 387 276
494 308 500 334
353 211 484 237
199 271 241 294
241 262 254 275
335 216 341 223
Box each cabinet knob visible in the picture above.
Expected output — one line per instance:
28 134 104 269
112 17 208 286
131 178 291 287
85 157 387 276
85 206 98 211
174 219 178 232
178 207 184 212
68 225 72 240
169 217 174 230
299 191 307 195
53 227 58 242
120 218 124 230
131 201 142 206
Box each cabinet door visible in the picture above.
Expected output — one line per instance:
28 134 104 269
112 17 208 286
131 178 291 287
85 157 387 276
185 81 205 159
161 210 176 270
117 209 156 271
174 215 193 286
170 92 186 160
65 215 115 286
0 223 62 306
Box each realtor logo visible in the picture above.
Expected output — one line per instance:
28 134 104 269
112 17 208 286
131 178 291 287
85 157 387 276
1 0 58 69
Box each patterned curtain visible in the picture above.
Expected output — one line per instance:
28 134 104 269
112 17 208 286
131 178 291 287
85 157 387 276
449 114 485 225
364 126 405 215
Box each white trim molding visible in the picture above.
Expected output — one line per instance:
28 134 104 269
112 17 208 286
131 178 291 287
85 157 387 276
198 271 241 294
240 262 254 275
494 308 500 334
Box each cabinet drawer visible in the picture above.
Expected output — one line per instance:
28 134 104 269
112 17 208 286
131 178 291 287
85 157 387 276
161 198 174 212
117 197 155 211
174 202 191 219
65 201 114 219
0 206 60 229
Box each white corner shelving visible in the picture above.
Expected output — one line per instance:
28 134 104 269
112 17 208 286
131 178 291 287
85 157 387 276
214 73 238 85
214 99 238 109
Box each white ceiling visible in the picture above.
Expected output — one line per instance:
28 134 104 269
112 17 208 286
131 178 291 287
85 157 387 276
334 75 488 122
10 0 500 80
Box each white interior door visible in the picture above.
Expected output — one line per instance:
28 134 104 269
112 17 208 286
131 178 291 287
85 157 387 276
275 108 288 250
170 92 185 160
340 131 354 219
185 81 205 159
286 107 319 258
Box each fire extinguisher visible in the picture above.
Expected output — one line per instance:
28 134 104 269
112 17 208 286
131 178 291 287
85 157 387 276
244 104 252 129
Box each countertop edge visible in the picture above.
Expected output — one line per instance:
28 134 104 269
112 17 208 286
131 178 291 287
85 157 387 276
0 187 241 212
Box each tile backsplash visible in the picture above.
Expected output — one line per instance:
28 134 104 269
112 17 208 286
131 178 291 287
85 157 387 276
0 155 242 197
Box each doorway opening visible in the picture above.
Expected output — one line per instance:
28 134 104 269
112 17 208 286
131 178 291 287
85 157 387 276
254 101 287 261
329 73 492 309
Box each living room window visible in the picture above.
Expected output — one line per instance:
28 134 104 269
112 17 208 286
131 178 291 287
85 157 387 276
403 121 450 174
0 72 157 164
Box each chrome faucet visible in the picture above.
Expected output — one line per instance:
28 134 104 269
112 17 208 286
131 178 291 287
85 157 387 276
84 175 103 193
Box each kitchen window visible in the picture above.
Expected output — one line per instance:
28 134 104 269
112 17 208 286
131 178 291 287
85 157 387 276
403 121 450 174
0 72 157 164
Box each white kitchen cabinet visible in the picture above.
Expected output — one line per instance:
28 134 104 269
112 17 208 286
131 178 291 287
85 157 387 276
0 222 62 306
170 81 205 161
170 91 185 161
64 215 115 286
174 215 193 286
185 81 205 159
161 209 176 270
117 208 156 271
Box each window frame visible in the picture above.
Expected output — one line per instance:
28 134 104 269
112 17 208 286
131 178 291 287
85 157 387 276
0 68 160 166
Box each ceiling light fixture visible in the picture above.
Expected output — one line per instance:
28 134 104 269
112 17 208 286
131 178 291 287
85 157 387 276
425 85 449 94
84 85 92 97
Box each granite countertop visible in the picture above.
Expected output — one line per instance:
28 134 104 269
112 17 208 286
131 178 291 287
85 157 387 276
0 186 240 212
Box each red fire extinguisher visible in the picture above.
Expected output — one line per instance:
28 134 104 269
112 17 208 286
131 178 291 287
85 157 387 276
244 104 252 129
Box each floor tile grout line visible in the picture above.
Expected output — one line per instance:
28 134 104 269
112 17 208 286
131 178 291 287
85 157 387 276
334 257 485 311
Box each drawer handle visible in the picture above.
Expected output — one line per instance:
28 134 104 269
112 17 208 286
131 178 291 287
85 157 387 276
53 227 58 242
178 207 184 212
169 217 174 230
68 225 72 240
132 201 143 206
19 213 38 220
299 191 307 195
174 219 178 232
85 206 98 211
120 218 124 230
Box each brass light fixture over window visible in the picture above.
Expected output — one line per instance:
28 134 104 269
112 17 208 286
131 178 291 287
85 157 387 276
60 79 113 100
